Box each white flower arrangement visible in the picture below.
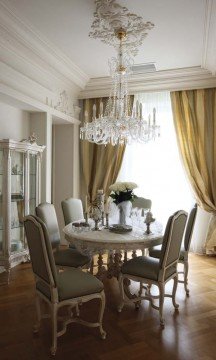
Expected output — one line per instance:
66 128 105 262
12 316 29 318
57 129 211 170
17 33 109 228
109 182 137 192
109 182 138 205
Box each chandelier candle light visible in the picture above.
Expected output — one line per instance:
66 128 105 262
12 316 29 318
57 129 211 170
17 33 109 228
80 0 160 145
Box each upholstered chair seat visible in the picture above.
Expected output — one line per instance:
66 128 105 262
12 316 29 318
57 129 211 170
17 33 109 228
54 248 90 268
36 268 103 301
121 256 176 281
149 204 197 295
36 203 90 269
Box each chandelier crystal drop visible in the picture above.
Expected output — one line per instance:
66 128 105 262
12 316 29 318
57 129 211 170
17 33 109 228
80 0 160 146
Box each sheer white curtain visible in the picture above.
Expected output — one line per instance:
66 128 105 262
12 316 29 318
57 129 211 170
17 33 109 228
118 91 193 226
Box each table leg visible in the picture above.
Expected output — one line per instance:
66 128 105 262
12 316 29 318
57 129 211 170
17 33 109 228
114 251 122 278
96 253 106 280
123 278 137 301
132 250 137 258
107 251 114 279
124 251 128 264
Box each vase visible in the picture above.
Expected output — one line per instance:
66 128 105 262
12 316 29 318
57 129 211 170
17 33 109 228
118 201 132 225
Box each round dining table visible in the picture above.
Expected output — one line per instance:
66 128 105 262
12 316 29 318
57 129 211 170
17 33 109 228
63 221 163 280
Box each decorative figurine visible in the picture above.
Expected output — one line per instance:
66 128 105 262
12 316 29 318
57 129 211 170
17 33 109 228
28 132 37 144
144 211 155 235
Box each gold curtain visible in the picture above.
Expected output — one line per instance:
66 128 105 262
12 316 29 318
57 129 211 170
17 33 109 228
81 96 134 203
170 88 216 254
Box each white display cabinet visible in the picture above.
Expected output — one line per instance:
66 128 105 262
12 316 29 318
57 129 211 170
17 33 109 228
0 139 45 284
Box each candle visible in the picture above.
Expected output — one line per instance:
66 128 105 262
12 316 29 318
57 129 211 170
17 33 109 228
104 198 108 214
105 197 110 214
153 108 156 125
84 110 88 122
136 100 139 118
93 104 96 119
99 101 103 117
148 114 151 127
139 103 142 120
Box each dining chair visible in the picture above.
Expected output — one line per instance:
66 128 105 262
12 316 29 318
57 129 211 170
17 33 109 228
132 196 152 212
118 210 187 327
24 215 106 355
35 202 90 269
61 197 84 225
149 204 197 295
61 198 84 250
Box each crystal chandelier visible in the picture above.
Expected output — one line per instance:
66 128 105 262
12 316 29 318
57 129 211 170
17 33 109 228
80 0 160 146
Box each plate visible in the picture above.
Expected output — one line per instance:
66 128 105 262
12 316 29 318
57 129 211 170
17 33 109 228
109 224 132 234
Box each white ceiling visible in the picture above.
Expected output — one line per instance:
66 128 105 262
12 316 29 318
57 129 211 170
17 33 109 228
5 0 206 78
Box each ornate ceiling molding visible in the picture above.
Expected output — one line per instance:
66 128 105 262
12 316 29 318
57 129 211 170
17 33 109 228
78 66 216 99
0 1 89 89
89 0 154 56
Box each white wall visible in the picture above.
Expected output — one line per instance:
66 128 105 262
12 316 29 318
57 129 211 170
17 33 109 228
53 124 80 244
30 112 52 202
0 102 29 140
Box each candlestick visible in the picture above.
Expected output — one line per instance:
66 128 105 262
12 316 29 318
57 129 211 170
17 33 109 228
101 211 105 226
84 212 88 224
145 223 151 235
105 213 109 229
93 219 100 231
85 195 88 213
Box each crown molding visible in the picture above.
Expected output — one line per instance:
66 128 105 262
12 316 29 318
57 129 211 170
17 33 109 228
0 1 89 89
0 83 80 125
202 0 216 75
78 66 216 99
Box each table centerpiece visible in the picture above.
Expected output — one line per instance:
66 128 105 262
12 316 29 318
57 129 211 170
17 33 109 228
109 182 137 225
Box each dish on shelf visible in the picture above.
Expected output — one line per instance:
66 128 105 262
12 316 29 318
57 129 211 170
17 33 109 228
109 224 132 234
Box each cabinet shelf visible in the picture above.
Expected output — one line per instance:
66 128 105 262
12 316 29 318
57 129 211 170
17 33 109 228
11 224 24 229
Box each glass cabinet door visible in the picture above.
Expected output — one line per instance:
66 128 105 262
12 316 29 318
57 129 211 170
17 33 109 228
0 150 3 254
29 153 37 215
11 151 25 253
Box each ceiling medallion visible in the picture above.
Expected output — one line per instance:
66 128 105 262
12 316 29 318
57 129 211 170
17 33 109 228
80 0 160 145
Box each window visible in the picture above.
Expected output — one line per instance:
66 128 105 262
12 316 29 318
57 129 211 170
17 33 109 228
118 91 193 225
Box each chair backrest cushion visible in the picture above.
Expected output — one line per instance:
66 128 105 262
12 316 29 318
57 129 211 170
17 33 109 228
61 198 84 225
35 203 60 249
184 204 197 251
24 215 58 286
160 210 187 268
132 197 152 210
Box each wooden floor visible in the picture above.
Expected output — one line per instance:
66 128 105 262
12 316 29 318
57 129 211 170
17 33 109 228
0 254 215 360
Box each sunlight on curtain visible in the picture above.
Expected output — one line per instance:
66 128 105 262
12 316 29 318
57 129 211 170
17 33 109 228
118 91 193 226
